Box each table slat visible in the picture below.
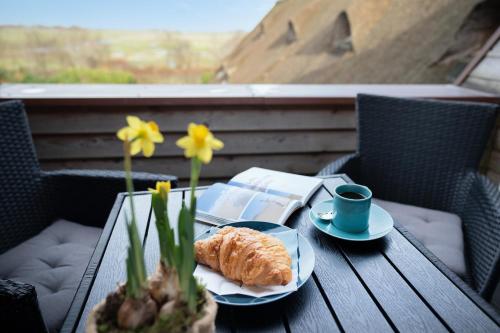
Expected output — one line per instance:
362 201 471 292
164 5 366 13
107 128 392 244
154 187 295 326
383 230 499 332
214 305 234 333
283 278 342 333
233 302 287 333
339 242 448 332
291 184 394 332
76 194 152 333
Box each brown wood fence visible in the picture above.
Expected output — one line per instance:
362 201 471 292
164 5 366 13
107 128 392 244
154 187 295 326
0 84 498 185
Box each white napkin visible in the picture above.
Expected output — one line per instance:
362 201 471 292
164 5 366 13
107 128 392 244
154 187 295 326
194 228 299 297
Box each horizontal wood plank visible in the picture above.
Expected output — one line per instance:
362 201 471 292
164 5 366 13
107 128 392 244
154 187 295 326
76 194 152 333
27 107 356 134
2 84 495 106
33 131 356 159
40 153 343 179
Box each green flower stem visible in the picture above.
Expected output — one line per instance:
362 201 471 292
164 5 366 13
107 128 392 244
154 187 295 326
189 158 202 217
123 140 136 220
123 140 147 299
179 157 201 313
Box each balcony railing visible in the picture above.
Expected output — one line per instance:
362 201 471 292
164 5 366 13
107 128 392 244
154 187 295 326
0 84 498 184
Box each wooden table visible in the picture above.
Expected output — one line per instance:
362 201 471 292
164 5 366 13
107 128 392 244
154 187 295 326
63 175 500 333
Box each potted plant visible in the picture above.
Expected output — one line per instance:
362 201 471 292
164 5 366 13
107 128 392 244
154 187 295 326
86 117 223 333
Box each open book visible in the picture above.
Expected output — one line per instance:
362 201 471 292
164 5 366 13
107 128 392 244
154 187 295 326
196 167 323 225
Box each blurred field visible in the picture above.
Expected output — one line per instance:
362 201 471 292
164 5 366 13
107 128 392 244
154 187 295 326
0 26 243 83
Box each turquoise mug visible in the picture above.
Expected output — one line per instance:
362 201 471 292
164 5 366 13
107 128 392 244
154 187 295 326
332 184 372 233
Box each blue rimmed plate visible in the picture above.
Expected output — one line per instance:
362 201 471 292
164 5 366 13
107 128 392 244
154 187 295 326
194 221 315 306
309 200 393 241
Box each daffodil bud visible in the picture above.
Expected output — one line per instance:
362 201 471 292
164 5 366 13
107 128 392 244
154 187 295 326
157 181 171 201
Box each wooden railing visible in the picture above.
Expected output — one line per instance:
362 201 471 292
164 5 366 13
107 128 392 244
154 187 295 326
0 84 498 184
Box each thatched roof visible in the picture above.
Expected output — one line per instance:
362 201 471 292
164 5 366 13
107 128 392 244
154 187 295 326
219 0 497 83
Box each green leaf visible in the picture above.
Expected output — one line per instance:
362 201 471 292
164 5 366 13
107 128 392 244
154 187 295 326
126 248 135 296
187 272 197 312
124 212 147 299
178 203 190 264
165 225 176 267
176 203 197 311
151 192 166 220
155 218 168 264
152 191 179 268
129 217 147 283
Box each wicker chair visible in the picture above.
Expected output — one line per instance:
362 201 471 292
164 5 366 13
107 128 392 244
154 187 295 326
318 94 499 301
0 100 178 333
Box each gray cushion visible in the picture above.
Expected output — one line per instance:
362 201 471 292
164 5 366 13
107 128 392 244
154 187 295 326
373 198 466 278
0 219 101 333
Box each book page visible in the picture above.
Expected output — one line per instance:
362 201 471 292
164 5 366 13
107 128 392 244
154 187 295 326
228 167 323 204
197 183 255 221
239 192 295 224
197 183 297 224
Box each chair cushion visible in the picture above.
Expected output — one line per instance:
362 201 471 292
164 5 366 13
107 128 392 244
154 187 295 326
373 198 466 278
0 219 101 333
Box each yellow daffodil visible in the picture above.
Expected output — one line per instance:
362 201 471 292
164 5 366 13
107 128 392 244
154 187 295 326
148 181 171 200
176 123 224 164
117 116 164 157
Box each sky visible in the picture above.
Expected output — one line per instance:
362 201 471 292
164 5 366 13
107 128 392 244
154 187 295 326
0 0 277 32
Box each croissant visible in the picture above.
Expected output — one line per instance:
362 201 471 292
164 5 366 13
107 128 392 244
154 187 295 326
195 226 292 286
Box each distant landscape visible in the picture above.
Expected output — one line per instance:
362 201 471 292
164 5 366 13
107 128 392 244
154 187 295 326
0 26 244 83
1 0 497 85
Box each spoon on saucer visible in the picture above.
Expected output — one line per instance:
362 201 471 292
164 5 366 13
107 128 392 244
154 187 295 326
317 210 334 221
